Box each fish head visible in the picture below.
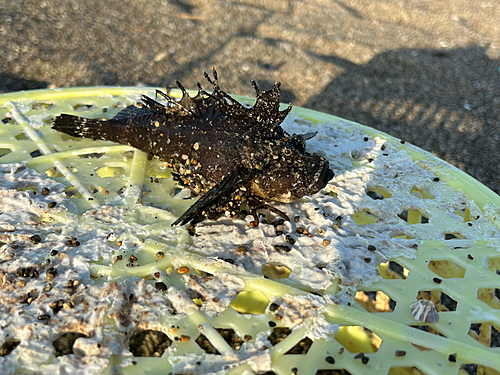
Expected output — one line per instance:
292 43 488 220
250 151 334 203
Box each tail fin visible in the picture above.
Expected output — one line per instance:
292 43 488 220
51 114 107 140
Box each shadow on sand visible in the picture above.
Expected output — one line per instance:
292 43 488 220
0 73 47 94
305 46 500 192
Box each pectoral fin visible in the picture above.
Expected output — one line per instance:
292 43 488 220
172 167 255 226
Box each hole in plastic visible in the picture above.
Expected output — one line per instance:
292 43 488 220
53 332 89 357
439 291 458 312
468 322 500 348
388 367 428 375
454 208 473 222
215 328 244 351
398 210 429 224
460 363 500 375
30 149 43 158
14 132 29 140
0 340 20 356
32 102 54 110
366 188 391 200
231 290 269 314
45 166 64 178
378 260 409 280
188 289 203 307
316 371 353 375
268 327 291 346
19 186 38 195
129 329 172 357
95 166 126 178
65 186 82 198
477 288 500 309
79 152 104 159
410 186 435 199
284 337 313 355
0 147 12 158
390 232 414 239
72 104 93 111
417 290 457 312
353 210 379 225
485 256 500 275
355 290 396 312
334 326 382 353
444 232 466 240
427 260 466 278
122 150 135 159
262 264 291 279
195 334 220 355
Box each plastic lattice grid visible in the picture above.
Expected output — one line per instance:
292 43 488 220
0 87 499 375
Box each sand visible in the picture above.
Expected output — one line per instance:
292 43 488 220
1 0 499 191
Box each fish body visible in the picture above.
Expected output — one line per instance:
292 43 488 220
52 71 334 226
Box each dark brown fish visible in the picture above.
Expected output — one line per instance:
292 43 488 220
52 70 334 226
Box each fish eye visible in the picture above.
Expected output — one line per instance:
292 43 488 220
282 147 292 157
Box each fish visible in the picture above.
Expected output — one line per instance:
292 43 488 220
51 70 334 226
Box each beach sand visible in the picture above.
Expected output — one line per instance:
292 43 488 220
1 0 499 191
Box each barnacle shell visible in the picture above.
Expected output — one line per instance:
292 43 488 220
410 299 440 323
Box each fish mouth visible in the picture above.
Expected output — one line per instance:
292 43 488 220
317 159 334 190
305 157 334 194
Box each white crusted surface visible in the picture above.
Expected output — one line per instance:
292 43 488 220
1 104 499 374
267 294 338 341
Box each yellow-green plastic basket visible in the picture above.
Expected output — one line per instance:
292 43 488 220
0 87 499 375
